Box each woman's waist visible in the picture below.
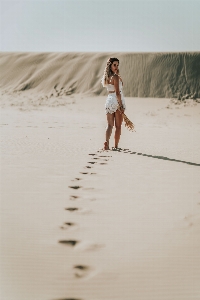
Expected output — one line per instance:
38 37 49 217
106 93 125 102
107 90 123 94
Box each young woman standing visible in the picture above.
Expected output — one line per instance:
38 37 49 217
101 57 126 150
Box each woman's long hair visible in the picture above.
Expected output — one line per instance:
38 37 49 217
101 57 119 87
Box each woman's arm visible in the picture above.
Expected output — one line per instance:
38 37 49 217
113 74 123 108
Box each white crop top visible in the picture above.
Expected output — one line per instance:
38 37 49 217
106 75 123 92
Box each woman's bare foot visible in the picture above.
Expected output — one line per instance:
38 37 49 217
104 141 109 150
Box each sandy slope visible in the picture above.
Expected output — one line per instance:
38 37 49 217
0 52 200 98
1 94 200 300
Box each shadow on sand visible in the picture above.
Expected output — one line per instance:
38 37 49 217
111 147 200 167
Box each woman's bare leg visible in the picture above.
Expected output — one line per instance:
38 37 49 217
105 113 114 149
114 110 123 148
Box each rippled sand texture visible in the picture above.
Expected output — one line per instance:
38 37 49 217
0 52 200 102
1 92 200 300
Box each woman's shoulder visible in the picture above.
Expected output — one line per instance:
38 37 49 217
107 74 123 85
109 74 119 83
113 74 123 84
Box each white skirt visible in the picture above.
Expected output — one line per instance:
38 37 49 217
105 92 126 114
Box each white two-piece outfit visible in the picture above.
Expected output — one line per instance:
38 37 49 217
104 75 126 114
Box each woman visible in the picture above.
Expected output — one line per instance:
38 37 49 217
101 57 126 150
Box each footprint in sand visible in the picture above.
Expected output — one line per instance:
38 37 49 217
184 214 200 228
65 207 92 214
88 153 96 156
99 163 107 165
65 207 79 212
68 185 82 190
71 178 82 181
80 172 96 175
54 298 83 300
87 161 97 164
85 166 92 169
60 222 76 230
73 265 93 279
70 195 79 200
58 239 79 246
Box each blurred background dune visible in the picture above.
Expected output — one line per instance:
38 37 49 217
0 52 199 99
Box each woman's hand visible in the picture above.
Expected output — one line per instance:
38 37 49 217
119 105 124 114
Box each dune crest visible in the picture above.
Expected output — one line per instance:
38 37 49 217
0 52 199 99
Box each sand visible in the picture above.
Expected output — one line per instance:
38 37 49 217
1 94 200 300
0 52 200 99
1 52 200 300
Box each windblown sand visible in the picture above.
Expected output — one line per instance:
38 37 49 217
0 52 200 300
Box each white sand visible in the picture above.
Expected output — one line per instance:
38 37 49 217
1 94 200 300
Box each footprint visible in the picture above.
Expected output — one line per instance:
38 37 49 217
65 207 92 214
99 155 112 157
72 178 82 181
80 172 88 175
130 152 137 154
85 166 92 169
69 185 82 189
60 222 76 229
58 240 79 246
183 214 194 228
70 195 79 200
87 161 97 164
65 207 79 212
73 265 91 278
100 163 107 165
90 173 96 175
88 153 96 156
53 298 82 300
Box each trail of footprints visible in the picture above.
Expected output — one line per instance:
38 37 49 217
55 147 139 299
55 149 113 299
54 147 200 300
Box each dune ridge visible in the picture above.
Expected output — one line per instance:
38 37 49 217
0 52 199 99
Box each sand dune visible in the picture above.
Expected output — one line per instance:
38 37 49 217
0 52 199 100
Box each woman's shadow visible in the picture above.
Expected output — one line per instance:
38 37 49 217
111 148 200 167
